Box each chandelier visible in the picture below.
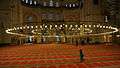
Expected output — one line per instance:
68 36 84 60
6 24 118 37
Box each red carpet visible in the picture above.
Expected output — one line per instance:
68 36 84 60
0 44 120 68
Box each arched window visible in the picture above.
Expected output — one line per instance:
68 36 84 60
24 13 38 23
27 16 33 22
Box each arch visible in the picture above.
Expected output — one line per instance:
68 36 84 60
23 11 39 23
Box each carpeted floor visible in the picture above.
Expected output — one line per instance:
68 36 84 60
0 44 120 68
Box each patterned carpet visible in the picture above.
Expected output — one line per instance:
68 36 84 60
0 44 120 68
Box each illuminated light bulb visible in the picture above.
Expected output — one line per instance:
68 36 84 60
56 2 59 7
80 25 82 27
109 26 111 29
72 28 74 30
115 28 119 32
55 25 57 27
30 0 32 5
60 25 62 27
6 30 9 33
31 26 33 28
13 27 16 30
70 25 73 27
34 1 37 5
100 26 102 28
45 25 47 28
44 2 47 6
40 25 42 28
78 28 80 30
106 26 108 28
111 27 114 29
59 27 61 29
50 27 52 30
103 26 105 28
65 25 68 27
73 4 75 7
35 26 38 28
20 27 22 29
116 35 120 37
8 29 11 31
89 25 91 28
93 25 96 27
85 25 87 28
31 30 34 33
27 26 29 29
66 4 67 7
17 27 20 30
97 25 99 27
14 28 16 30
50 25 52 27
90 30 93 33
69 4 71 7
75 25 78 27
23 26 26 29
50 0 53 7
26 0 28 3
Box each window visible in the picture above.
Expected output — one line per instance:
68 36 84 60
27 16 33 22
42 12 63 21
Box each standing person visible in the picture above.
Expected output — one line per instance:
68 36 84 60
80 49 84 62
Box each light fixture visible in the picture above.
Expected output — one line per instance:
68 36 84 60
56 2 59 7
75 25 78 27
65 25 68 27
30 0 32 5
73 4 75 7
20 27 22 29
5 24 119 37
27 26 30 29
31 26 33 28
60 25 62 27
85 25 87 28
89 25 91 28
45 25 47 28
55 25 57 27
70 25 73 27
69 4 71 7
65 4 67 7
34 1 37 5
50 0 53 7
25 0 28 3
35 26 38 28
17 27 20 30
43 2 47 6
40 25 42 28
80 25 83 27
